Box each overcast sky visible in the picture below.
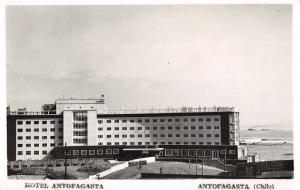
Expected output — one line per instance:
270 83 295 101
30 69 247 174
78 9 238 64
6 5 292 128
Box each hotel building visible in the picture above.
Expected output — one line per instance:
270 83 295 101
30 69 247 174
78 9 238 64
7 95 242 161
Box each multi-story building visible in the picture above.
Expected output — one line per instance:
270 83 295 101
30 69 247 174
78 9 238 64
7 95 242 161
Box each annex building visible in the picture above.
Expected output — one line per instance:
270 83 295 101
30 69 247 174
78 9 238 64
7 95 245 162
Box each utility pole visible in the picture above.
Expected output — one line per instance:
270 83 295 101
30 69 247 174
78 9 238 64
202 158 204 176
64 142 67 179
195 158 197 175
224 149 227 173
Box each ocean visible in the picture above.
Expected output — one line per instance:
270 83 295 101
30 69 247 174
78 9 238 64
240 129 293 161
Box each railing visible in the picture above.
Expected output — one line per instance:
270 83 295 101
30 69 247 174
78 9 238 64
8 111 58 115
99 106 238 114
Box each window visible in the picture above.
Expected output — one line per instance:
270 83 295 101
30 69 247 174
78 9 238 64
113 149 119 154
168 119 172 122
34 143 39 147
183 118 188 122
215 142 220 145
214 126 220 130
175 126 180 130
153 127 157 130
106 120 111 123
145 134 150 138
58 120 63 124
180 149 188 157
204 149 211 157
176 134 180 137
145 119 150 123
207 134 212 137
34 128 39 132
106 149 112 154
73 150 79 155
34 136 39 140
58 136 63 139
196 149 203 157
42 128 47 132
130 127 134 130
184 134 188 138
199 134 203 137
97 149 103 155
42 136 47 140
214 118 219 122
199 126 203 130
98 142 103 145
138 134 143 138
130 142 135 145
206 118 211 122
114 135 119 138
198 118 203 122
175 119 180 122
98 120 103 124
81 150 87 155
122 142 128 145
167 126 172 130
168 134 172 137
17 144 23 147
184 142 188 145
26 151 31 155
153 119 157 122
42 143 47 147
160 134 165 138
122 127 127 130
206 126 211 129
59 128 63 132
89 150 95 155
26 136 31 140
50 120 55 124
153 142 158 145
138 127 142 130
17 121 23 125
18 136 23 140
50 143 55 147
107 127 111 131
17 129 23 132
114 120 119 123
215 134 220 137
207 142 211 145
199 142 204 145
98 135 103 138
220 150 226 154
137 119 142 123
114 127 119 131
26 129 31 132
145 127 150 130
115 142 119 145
98 127 103 131
188 149 196 157
50 128 55 132
160 126 165 130
34 121 39 124
107 135 111 138
42 121 47 124
191 134 196 137
50 136 55 139
160 119 165 122
130 120 134 123
191 118 196 122
184 126 188 130
122 120 127 123
18 151 23 155
122 134 127 138
130 134 135 138
26 121 31 125
229 150 235 154
160 142 165 145
176 142 180 145
153 134 157 138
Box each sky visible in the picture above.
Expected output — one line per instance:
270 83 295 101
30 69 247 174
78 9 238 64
6 5 292 128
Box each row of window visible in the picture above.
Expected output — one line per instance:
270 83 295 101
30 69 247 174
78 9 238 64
73 123 87 129
65 149 119 156
73 131 87 136
99 133 220 138
73 112 87 121
17 120 63 125
99 117 220 124
17 143 56 148
17 150 48 156
98 125 220 131
164 149 235 157
98 141 220 146
73 138 87 144
17 135 63 140
17 128 63 133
